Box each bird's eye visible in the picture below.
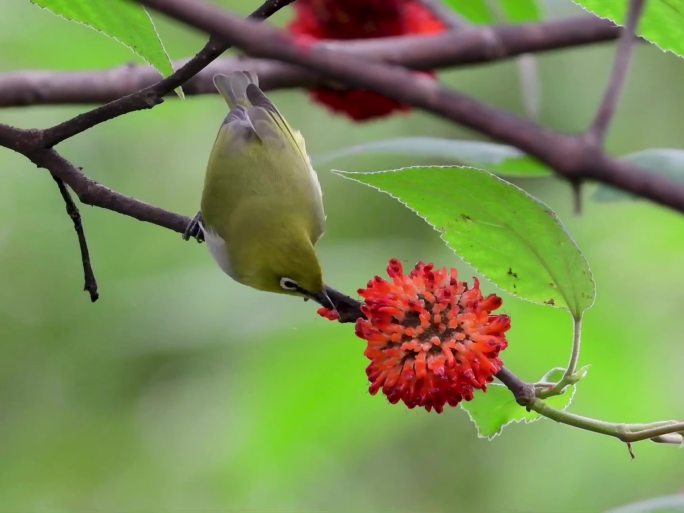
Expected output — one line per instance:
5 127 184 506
280 277 300 291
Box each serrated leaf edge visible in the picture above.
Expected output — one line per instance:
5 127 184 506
333 165 596 318
29 1 176 82
570 0 681 59
314 136 552 177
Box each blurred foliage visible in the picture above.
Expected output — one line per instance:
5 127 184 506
0 0 683 512
317 137 552 176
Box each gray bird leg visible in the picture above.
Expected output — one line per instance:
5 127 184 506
183 211 205 243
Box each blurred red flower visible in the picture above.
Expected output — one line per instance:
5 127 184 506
288 0 445 121
319 259 510 412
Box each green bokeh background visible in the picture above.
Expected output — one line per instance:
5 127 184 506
1 1 683 511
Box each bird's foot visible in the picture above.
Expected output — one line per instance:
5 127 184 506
183 211 204 243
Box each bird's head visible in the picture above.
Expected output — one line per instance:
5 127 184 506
256 235 334 310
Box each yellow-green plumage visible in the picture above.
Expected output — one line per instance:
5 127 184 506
200 72 326 297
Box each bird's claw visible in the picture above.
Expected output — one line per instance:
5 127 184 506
183 211 204 243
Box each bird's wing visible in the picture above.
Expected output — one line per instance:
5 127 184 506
246 83 325 240
205 74 325 245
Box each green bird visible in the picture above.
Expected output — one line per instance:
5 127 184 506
187 71 333 308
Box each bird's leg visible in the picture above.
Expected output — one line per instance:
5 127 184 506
183 211 205 243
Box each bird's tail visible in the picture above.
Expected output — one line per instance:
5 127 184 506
213 71 259 109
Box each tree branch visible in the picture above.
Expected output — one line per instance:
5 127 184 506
0 120 197 306
34 0 295 148
29 148 191 232
0 122 191 233
139 0 684 214
0 16 619 109
587 0 646 145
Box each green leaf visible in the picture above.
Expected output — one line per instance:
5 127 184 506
30 0 179 95
335 166 595 318
316 137 551 177
572 0 684 60
498 0 542 22
462 369 580 439
593 148 684 202
442 0 494 24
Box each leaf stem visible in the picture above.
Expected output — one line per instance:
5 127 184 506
498 368 684 445
530 398 684 444
565 316 582 379
536 316 582 398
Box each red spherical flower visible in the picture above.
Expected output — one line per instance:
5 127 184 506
289 0 446 121
319 259 510 412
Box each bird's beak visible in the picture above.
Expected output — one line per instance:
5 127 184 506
308 289 336 311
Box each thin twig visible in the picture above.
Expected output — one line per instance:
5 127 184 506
495 367 536 407
587 0 646 145
51 175 99 301
38 0 295 148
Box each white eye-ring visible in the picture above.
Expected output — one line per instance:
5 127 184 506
280 277 300 291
